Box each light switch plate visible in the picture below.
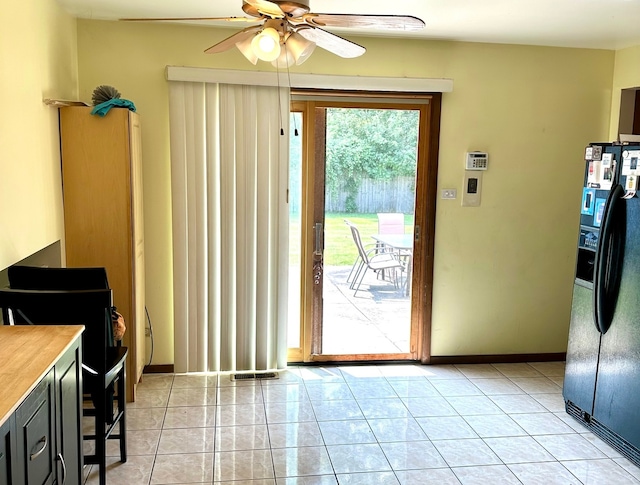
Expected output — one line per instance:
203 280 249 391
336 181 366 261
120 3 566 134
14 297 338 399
462 171 482 207
441 189 457 199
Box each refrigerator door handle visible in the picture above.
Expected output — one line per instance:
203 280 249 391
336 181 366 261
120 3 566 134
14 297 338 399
593 183 625 334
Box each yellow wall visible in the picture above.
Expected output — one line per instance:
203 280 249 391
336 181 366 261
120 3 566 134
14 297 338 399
609 44 640 139
76 20 615 363
433 45 613 355
0 0 77 270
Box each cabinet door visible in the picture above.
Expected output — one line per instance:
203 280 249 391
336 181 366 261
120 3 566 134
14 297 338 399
55 342 82 485
15 369 55 485
0 415 15 485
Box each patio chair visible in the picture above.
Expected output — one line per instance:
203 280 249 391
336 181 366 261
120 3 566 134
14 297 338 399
344 219 375 284
377 213 405 234
348 223 404 296
376 213 405 256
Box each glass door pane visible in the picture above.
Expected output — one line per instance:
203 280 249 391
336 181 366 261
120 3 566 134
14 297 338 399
288 112 303 355
318 107 420 357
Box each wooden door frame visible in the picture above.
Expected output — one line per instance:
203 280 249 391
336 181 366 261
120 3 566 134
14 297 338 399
289 91 442 364
417 93 441 364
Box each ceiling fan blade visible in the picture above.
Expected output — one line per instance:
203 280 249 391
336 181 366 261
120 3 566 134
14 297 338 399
243 0 284 18
303 14 425 31
204 26 261 54
120 16 259 23
298 27 366 59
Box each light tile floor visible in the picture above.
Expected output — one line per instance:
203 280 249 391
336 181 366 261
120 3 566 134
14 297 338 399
83 362 640 484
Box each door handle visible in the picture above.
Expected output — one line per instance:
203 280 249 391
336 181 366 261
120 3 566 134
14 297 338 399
313 222 323 285
30 436 47 461
314 223 323 257
57 452 67 485
593 183 624 334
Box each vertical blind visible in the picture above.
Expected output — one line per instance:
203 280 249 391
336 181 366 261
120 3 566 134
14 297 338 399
169 81 289 373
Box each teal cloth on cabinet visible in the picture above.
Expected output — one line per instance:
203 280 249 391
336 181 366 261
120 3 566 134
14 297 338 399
90 99 137 117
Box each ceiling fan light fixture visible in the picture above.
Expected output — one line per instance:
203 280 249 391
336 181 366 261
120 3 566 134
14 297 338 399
286 31 316 65
271 47 296 68
122 4 424 64
236 35 259 65
251 27 281 61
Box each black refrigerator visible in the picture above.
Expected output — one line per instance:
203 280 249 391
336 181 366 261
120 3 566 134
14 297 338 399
564 142 640 465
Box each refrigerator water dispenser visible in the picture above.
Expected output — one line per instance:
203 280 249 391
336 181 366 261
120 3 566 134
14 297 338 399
575 227 598 284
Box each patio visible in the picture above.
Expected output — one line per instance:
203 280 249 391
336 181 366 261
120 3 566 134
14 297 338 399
321 265 412 355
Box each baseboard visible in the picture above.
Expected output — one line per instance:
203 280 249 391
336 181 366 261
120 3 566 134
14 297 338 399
141 354 565 373
429 353 566 365
143 364 174 374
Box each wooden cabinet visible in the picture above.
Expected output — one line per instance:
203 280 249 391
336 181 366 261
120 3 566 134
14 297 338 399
0 326 83 485
59 106 146 401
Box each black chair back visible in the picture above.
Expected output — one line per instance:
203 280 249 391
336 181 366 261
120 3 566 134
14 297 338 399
8 266 110 291
0 288 113 377
7 266 114 346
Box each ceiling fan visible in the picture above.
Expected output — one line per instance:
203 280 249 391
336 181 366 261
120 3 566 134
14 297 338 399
122 0 425 67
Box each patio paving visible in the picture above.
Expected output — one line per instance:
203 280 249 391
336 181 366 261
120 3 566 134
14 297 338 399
321 265 411 355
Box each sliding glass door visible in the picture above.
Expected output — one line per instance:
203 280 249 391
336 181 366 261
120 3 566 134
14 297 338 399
288 93 441 363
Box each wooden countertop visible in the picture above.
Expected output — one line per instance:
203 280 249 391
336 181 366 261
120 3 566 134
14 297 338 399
0 325 83 427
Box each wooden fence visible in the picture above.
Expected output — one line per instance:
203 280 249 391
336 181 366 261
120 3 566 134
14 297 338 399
325 176 416 213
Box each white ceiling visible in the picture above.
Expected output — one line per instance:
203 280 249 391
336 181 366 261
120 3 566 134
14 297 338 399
57 0 640 50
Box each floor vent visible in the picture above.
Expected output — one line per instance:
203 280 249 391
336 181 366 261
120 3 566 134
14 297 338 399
590 418 640 467
566 400 640 467
231 372 279 381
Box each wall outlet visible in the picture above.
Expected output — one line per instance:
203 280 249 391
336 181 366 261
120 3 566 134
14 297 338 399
441 188 457 199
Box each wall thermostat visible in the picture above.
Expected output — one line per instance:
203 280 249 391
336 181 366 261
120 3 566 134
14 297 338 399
465 152 489 170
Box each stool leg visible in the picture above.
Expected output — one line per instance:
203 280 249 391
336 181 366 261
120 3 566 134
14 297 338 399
118 370 127 462
96 401 106 485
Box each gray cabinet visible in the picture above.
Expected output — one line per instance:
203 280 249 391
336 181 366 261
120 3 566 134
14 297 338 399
0 415 15 485
14 370 56 485
54 342 82 485
5 336 82 485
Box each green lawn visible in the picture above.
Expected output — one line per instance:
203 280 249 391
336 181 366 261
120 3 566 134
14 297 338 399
289 212 414 266
325 213 413 266
324 213 379 266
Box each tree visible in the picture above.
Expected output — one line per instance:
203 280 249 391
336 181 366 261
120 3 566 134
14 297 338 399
325 108 419 212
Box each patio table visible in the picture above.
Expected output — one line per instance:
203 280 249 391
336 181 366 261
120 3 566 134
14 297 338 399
371 234 413 296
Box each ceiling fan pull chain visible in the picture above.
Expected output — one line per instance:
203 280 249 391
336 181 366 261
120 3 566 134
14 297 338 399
275 61 285 136
283 44 299 136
